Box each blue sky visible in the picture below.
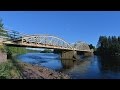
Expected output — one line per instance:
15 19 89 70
0 11 120 46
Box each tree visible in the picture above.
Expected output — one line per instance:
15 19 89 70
89 44 95 49
118 36 120 44
0 19 4 29
0 19 8 37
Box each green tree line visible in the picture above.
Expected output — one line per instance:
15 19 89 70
5 46 28 59
96 36 120 56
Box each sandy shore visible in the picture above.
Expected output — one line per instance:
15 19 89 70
18 62 70 79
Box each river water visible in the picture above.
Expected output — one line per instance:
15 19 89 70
17 53 120 79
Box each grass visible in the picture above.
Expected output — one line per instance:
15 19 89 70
0 59 22 79
0 45 6 53
0 45 28 79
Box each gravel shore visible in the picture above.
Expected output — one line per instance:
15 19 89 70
18 62 70 79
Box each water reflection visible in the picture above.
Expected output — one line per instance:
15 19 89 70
61 56 101 79
98 56 120 73
61 59 75 69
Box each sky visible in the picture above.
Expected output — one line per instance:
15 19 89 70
0 11 120 47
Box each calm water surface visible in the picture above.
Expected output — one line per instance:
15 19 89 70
17 53 120 79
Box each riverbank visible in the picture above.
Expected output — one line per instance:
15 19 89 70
0 46 70 79
0 59 70 79
18 62 70 79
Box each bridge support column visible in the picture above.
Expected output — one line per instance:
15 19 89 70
61 50 80 60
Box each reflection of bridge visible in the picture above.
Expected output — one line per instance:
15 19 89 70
1 30 93 60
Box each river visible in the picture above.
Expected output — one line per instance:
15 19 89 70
17 53 120 79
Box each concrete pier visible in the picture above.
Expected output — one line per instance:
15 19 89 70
61 50 80 60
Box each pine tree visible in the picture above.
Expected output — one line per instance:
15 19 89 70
0 19 8 37
97 36 120 56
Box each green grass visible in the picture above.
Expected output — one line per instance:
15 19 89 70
0 45 6 53
0 45 32 79
0 60 22 79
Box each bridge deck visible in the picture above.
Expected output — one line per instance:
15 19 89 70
3 41 73 51
3 41 91 52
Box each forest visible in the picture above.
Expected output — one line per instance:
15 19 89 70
96 36 120 56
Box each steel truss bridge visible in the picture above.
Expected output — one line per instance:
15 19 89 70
0 30 91 52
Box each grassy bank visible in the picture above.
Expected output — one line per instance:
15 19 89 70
0 46 70 79
0 45 6 53
0 45 27 79
0 59 22 79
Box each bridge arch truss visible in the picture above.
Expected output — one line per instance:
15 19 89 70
73 41 91 52
21 35 73 50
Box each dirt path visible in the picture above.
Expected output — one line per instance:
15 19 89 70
0 52 7 63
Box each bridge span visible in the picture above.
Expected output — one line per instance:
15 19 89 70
1 30 93 60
